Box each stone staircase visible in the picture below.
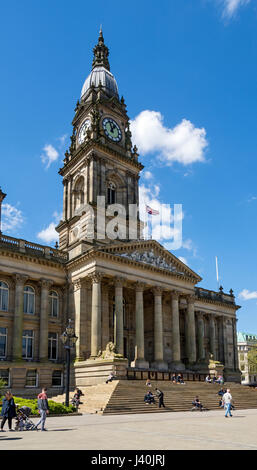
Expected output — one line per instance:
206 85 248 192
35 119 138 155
103 381 257 415
53 381 118 414
52 381 257 415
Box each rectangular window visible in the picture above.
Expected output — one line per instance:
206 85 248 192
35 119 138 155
0 327 7 358
22 330 34 359
0 369 9 386
26 369 37 387
48 332 58 360
52 370 63 387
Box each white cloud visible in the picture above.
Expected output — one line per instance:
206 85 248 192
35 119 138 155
37 222 58 244
41 144 59 169
37 211 61 244
131 110 208 166
178 256 188 265
239 289 257 300
143 171 154 180
220 0 251 17
57 134 68 147
139 183 183 246
2 203 24 233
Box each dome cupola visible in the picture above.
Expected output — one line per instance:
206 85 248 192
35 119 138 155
81 29 119 100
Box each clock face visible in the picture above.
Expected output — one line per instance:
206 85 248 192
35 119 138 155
102 118 122 142
78 119 91 145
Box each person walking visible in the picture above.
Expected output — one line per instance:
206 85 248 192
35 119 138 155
34 387 49 431
155 388 165 408
223 388 233 418
0 391 16 431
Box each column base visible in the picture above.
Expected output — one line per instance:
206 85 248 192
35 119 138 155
151 360 168 371
130 359 149 369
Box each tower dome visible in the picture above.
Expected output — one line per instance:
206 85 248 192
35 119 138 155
81 29 119 100
81 66 119 99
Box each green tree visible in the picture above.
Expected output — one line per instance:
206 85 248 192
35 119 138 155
247 346 257 374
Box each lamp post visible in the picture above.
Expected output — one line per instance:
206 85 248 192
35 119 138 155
60 319 78 407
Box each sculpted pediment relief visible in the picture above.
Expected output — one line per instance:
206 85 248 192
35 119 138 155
116 249 184 275
99 240 202 282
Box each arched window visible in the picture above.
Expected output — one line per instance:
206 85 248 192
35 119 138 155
49 291 59 318
74 177 84 211
0 281 9 311
23 286 35 315
107 181 116 205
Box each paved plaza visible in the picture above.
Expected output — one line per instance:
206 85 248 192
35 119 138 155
1 408 257 451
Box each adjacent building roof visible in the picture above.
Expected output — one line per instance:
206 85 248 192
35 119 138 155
237 331 257 343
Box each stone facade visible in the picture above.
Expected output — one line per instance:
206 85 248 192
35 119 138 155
0 31 241 393
237 332 257 385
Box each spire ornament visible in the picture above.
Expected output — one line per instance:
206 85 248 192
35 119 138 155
92 28 110 71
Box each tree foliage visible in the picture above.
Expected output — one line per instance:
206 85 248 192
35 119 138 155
247 346 257 373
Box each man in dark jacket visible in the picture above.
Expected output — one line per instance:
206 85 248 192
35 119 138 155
34 387 49 431
155 388 165 408
0 391 16 431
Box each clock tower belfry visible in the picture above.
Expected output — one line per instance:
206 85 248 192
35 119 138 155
57 29 144 257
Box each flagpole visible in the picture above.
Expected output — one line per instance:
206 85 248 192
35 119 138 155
215 256 220 291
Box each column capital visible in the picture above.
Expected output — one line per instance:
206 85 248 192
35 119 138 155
171 290 180 300
72 278 83 292
12 273 29 285
135 281 145 292
39 279 53 289
197 311 204 320
114 276 125 288
88 272 104 284
187 294 196 304
152 286 163 296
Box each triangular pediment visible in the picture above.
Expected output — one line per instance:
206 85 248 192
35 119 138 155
98 240 202 283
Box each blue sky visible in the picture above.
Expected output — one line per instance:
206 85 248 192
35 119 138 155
1 0 257 331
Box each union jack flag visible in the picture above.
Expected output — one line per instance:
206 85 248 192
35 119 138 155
145 205 159 215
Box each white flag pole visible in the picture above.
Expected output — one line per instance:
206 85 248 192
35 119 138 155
215 256 220 290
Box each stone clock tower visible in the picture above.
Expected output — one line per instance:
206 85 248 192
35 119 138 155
56 29 144 259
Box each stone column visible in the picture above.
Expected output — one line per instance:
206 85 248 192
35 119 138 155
218 316 225 364
232 318 239 371
197 312 205 362
209 314 216 359
90 273 102 358
131 282 149 368
67 175 72 220
62 179 68 221
12 274 28 361
170 291 184 369
152 287 167 370
222 317 229 367
185 294 197 365
39 279 53 362
114 277 124 356
73 278 88 361
101 284 110 353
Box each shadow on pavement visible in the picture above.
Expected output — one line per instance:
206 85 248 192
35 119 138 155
47 428 77 432
0 437 23 441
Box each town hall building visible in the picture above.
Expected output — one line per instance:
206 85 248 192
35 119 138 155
0 31 241 394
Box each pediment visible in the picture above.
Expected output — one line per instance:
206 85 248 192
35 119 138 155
98 240 202 282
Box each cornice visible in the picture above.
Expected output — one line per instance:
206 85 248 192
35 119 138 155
0 248 66 271
59 141 143 177
66 248 198 285
196 296 240 311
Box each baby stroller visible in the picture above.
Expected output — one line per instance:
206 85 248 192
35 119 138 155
15 406 36 431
